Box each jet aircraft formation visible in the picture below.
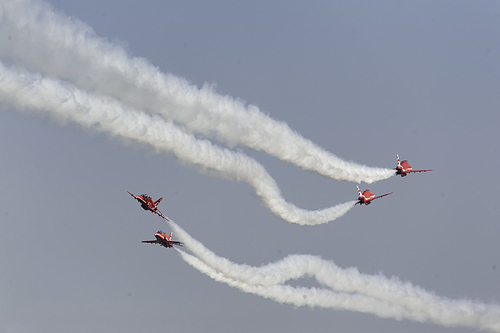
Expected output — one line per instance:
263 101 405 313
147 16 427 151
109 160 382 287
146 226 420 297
128 191 183 248
129 154 431 249
355 154 432 206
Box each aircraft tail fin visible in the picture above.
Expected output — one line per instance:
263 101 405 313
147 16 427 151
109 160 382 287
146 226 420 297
355 186 363 205
167 232 172 241
154 197 163 206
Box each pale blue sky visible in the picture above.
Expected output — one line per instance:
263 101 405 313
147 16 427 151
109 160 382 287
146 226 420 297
1 1 499 332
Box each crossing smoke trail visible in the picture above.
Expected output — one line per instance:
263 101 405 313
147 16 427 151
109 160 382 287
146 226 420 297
0 0 395 184
0 62 355 225
178 251 425 321
168 220 500 332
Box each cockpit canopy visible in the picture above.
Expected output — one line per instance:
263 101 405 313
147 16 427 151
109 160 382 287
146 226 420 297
141 194 151 199
157 230 164 234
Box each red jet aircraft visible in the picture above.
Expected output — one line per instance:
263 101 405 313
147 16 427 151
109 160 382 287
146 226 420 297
356 186 392 205
142 230 183 248
395 154 433 177
127 191 169 221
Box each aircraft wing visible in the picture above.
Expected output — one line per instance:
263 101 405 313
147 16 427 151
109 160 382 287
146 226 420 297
128 191 147 204
373 192 393 200
141 240 159 244
165 240 183 247
153 209 170 222
407 169 432 173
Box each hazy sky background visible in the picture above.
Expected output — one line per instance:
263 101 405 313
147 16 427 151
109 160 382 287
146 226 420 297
1 1 500 332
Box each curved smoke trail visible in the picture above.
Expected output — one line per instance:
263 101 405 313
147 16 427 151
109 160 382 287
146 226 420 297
0 62 355 225
178 251 427 321
0 0 395 184
169 220 500 332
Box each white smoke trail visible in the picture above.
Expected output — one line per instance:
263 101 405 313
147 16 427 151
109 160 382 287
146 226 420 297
0 62 355 225
169 220 500 332
177 250 425 320
0 0 395 184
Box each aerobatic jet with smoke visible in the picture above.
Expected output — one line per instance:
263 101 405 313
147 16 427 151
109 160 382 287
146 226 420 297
355 186 393 205
142 230 183 248
128 191 169 221
395 154 433 177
